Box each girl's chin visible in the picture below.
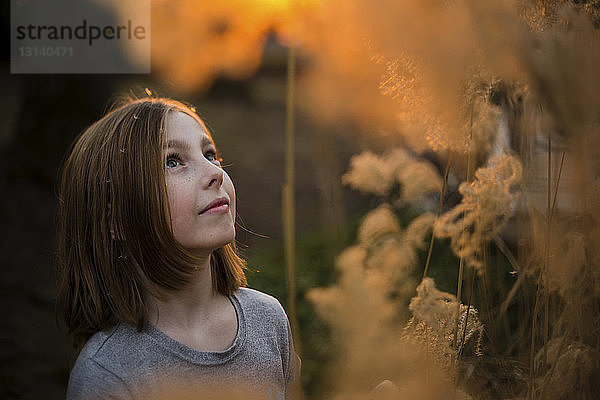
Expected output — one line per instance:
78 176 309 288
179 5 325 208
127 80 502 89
180 232 236 254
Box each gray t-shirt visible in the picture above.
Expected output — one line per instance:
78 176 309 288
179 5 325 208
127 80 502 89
66 288 299 400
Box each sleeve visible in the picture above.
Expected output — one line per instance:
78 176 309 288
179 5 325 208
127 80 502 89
283 315 302 400
66 356 133 400
286 346 302 400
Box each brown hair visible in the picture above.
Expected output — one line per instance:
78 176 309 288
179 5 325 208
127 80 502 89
56 97 247 348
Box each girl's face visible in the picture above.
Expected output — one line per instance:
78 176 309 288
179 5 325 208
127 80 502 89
164 111 236 256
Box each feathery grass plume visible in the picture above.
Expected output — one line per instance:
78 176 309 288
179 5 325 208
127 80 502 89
308 243 471 398
287 0 534 152
407 278 484 367
342 148 443 204
375 53 504 154
358 204 401 247
405 212 437 251
362 209 435 293
383 149 443 205
409 277 455 330
308 202 439 397
335 205 435 299
342 151 395 196
373 53 443 151
365 239 418 296
423 76 503 155
434 154 522 272
307 245 403 397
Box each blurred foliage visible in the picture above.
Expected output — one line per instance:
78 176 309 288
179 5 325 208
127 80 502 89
245 217 358 399
244 200 496 399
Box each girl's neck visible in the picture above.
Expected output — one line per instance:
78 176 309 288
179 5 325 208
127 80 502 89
147 254 238 352
148 255 224 332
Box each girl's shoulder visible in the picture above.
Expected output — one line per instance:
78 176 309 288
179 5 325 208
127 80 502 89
67 325 135 399
233 287 291 333
233 287 300 392
75 323 145 365
234 287 287 316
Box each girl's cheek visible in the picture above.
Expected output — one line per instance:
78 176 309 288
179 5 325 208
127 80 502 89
223 175 236 220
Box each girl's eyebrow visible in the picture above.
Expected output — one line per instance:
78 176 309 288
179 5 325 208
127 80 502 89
201 134 215 147
166 139 191 151
166 135 214 150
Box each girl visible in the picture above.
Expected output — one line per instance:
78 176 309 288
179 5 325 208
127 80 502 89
57 97 299 400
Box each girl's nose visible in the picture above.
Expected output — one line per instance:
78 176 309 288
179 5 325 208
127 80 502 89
206 166 224 188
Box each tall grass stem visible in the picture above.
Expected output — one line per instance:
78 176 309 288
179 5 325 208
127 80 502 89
422 154 452 280
283 44 301 357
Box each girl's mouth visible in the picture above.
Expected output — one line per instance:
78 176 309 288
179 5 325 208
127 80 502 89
199 197 229 214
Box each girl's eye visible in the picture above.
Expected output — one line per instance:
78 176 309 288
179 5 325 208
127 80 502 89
204 150 222 166
165 153 182 169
